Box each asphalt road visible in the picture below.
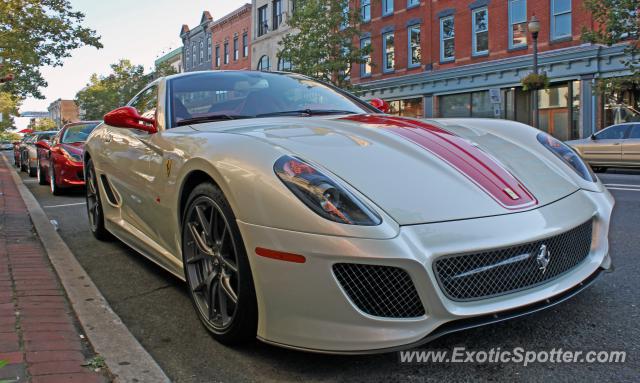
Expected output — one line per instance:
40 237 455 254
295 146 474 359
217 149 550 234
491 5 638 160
3 151 639 382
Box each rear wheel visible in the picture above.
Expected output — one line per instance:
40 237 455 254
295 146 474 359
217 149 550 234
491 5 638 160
85 159 111 241
37 158 47 185
182 183 258 345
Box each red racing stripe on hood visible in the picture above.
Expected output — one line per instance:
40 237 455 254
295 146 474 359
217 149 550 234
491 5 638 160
342 115 537 210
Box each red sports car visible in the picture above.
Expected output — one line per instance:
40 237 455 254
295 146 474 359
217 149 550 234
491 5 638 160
36 121 100 194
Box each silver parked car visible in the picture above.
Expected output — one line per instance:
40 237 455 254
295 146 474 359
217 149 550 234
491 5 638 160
566 122 640 172
19 131 58 177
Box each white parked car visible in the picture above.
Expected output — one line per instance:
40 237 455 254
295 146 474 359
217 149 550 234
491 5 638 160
84 71 614 353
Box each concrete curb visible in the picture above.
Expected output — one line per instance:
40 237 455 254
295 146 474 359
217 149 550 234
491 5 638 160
2 155 171 383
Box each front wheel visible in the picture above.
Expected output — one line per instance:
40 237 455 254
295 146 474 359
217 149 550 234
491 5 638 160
85 159 111 241
182 183 258 345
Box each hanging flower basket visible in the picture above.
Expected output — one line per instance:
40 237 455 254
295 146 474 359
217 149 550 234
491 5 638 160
521 73 550 91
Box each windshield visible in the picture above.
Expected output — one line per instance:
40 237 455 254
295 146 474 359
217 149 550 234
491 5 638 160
36 133 55 142
62 123 98 144
169 72 375 127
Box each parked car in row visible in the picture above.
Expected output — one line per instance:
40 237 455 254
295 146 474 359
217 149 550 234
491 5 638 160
83 71 613 353
18 131 57 176
566 122 640 172
1 141 13 151
13 136 30 167
35 121 100 194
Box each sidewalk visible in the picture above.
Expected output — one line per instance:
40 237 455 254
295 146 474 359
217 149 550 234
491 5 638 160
0 158 109 382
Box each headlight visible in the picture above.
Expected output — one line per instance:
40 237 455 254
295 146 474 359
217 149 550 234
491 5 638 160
61 147 82 163
274 156 381 225
537 132 595 182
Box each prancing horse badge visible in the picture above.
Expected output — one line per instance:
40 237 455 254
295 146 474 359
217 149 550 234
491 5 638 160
166 159 173 177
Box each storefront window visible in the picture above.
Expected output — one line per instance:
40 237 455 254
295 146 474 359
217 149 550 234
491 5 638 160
388 97 424 118
602 87 640 128
439 91 493 118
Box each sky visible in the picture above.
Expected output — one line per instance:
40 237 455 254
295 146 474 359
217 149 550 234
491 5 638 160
16 0 247 129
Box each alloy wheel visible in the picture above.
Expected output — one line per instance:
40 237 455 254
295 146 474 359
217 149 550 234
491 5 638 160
86 165 100 230
183 196 240 331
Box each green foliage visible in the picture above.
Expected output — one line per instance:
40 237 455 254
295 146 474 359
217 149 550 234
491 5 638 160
83 355 106 370
521 73 550 91
28 117 56 131
0 0 102 99
75 60 150 120
582 0 639 95
0 92 19 131
152 61 178 80
0 131 20 141
278 0 372 89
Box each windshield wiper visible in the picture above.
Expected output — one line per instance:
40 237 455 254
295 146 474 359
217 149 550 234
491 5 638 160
255 109 360 118
176 114 252 127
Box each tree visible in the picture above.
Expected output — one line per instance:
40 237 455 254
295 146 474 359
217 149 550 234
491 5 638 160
0 130 20 142
582 0 639 101
28 117 56 131
0 0 102 99
0 92 19 132
278 0 372 89
75 60 149 120
152 61 179 80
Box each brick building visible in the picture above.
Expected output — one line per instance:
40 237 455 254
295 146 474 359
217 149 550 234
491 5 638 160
212 4 252 71
181 11 214 72
47 99 79 129
352 0 637 140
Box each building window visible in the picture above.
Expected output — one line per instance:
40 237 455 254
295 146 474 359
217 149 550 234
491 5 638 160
258 5 268 36
233 37 239 61
200 41 204 63
440 16 455 62
192 45 197 66
388 97 424 118
257 55 270 71
408 0 419 8
382 0 393 16
551 0 572 40
361 0 371 22
273 0 282 30
408 25 421 68
472 7 489 55
383 32 394 72
439 91 493 118
224 42 229 65
508 0 527 48
360 37 371 77
242 33 249 57
277 57 292 71
207 36 212 61
215 45 220 67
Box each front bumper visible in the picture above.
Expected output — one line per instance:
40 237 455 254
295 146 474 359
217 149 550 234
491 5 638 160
238 189 614 353
57 160 85 187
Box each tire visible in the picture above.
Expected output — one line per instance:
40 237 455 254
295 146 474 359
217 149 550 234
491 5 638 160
28 163 37 177
37 158 47 185
85 159 111 241
49 165 64 195
20 155 27 172
181 182 258 345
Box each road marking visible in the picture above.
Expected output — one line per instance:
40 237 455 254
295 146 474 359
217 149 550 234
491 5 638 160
604 183 640 188
42 202 86 208
606 187 640 192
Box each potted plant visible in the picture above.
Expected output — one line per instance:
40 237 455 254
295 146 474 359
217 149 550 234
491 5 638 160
521 72 550 91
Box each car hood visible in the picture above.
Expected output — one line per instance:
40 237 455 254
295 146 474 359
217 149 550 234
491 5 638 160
193 116 579 225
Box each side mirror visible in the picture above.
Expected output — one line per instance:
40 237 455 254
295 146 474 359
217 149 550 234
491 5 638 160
590 134 596 140
35 140 50 150
104 106 157 134
369 98 390 114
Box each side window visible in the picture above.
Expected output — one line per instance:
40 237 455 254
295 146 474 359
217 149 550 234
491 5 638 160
130 85 158 120
596 125 628 140
629 124 640 139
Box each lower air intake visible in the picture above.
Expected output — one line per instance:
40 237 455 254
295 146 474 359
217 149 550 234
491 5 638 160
333 263 425 318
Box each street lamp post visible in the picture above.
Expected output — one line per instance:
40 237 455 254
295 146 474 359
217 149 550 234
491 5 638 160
528 16 540 129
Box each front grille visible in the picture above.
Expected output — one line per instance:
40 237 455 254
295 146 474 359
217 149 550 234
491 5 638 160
333 263 425 318
433 220 594 301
